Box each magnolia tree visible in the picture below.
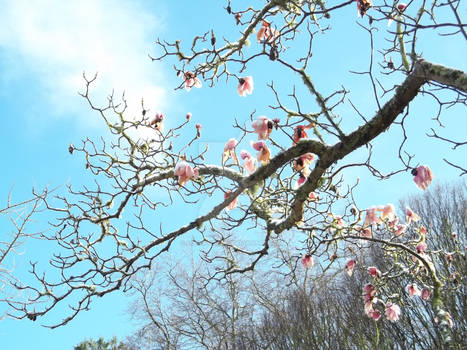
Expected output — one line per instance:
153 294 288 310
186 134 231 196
6 0 466 345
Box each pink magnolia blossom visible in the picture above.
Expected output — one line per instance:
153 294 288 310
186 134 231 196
394 224 407 236
365 306 381 321
252 116 273 140
364 301 374 316
183 71 202 91
419 225 427 235
407 284 422 297
234 13 242 25
361 227 372 238
174 161 199 186
356 0 372 17
301 254 314 269
368 266 381 278
387 2 407 26
346 259 356 277
363 284 379 320
293 153 316 174
186 112 192 120
195 123 202 138
406 207 421 224
363 283 376 302
251 140 271 164
417 242 427 254
224 191 239 211
238 76 254 97
446 252 453 263
240 150 256 174
222 138 239 165
364 283 375 293
381 203 396 221
293 124 314 145
421 288 431 301
364 207 379 227
412 165 434 190
149 112 164 132
355 225 372 238
333 215 345 228
388 216 399 228
385 302 401 322
309 192 319 201
256 20 279 43
294 173 307 189
370 309 381 321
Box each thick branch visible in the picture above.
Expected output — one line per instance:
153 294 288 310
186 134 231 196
270 60 427 234
415 60 467 93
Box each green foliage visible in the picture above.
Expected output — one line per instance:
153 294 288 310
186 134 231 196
74 337 129 350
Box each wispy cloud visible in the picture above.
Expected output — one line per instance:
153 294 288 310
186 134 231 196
0 0 169 128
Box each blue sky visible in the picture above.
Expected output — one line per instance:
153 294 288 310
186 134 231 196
0 0 466 348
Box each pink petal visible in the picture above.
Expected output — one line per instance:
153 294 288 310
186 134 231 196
251 140 266 152
385 302 401 322
301 254 314 269
368 266 381 278
346 259 355 276
224 191 239 211
224 138 238 151
421 288 430 300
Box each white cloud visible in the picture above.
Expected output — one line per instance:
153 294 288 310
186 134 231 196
0 0 169 128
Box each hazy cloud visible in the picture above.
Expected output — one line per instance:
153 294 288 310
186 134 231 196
0 0 168 127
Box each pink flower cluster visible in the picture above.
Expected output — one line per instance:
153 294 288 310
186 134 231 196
363 284 381 321
360 203 425 239
407 284 431 300
363 284 401 322
364 203 396 227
